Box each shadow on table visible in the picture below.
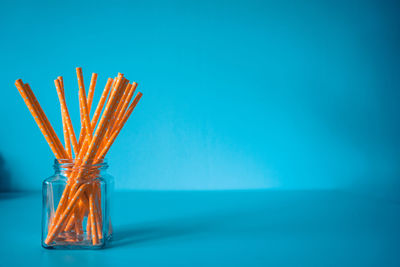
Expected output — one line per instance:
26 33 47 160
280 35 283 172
109 214 218 248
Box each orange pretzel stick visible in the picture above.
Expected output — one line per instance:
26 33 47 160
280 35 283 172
110 82 137 135
76 67 92 143
87 215 92 239
103 79 129 144
64 210 77 232
94 183 103 240
89 189 98 244
97 92 142 158
77 101 85 150
24 83 68 158
90 78 113 132
74 206 84 239
87 73 98 112
107 83 132 134
87 181 103 241
58 77 73 159
15 80 66 159
54 79 79 155
77 73 98 148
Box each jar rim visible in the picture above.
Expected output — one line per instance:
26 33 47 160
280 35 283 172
53 158 109 170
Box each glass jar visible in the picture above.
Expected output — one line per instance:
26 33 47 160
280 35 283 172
42 159 114 249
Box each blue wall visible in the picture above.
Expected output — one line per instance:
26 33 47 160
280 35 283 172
0 0 399 195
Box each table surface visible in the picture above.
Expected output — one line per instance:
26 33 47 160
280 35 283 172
0 190 399 266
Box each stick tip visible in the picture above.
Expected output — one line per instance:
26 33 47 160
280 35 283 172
15 79 24 87
135 92 143 101
54 79 61 87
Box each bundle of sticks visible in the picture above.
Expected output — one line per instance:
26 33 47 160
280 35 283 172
15 68 142 245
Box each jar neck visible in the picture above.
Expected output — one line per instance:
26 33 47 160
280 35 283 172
53 159 108 177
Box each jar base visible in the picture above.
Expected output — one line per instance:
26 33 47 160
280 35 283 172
42 240 106 250
42 232 106 250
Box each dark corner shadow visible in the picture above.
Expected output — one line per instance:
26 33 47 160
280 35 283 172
107 211 238 249
0 153 13 196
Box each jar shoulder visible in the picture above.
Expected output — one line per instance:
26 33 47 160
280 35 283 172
43 173 68 184
43 173 114 184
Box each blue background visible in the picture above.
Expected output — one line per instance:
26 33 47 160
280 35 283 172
0 0 399 199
